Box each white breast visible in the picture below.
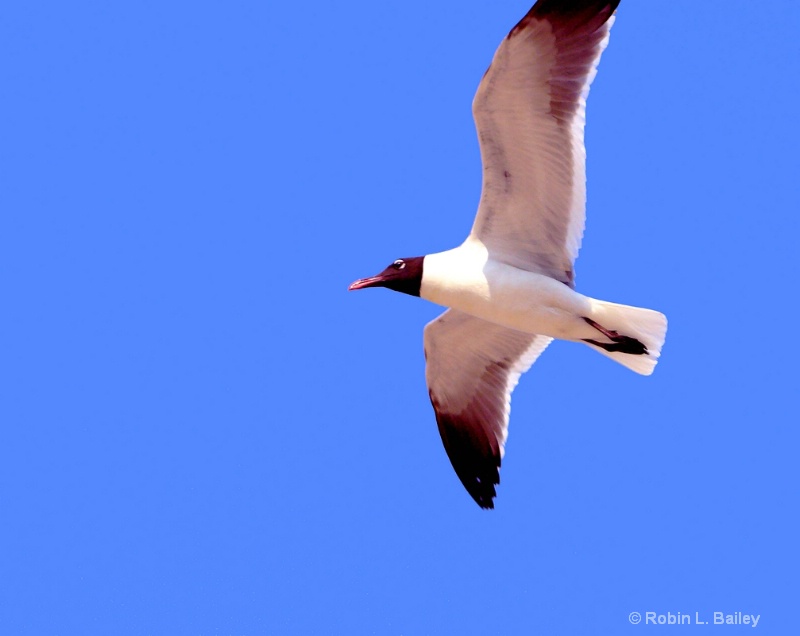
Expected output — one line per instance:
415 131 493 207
420 241 593 340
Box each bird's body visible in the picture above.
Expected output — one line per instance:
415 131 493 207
422 239 593 341
350 0 667 508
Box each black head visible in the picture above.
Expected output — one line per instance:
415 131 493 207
348 257 424 297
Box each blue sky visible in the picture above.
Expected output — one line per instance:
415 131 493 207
1 1 798 634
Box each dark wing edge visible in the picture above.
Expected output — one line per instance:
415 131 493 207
512 0 620 40
429 360 511 509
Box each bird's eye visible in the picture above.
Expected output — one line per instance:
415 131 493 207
393 259 406 270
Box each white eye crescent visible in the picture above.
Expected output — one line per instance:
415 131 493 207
393 259 406 270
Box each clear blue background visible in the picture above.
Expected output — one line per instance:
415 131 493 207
2 1 798 634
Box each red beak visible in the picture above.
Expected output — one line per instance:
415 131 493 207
348 276 384 291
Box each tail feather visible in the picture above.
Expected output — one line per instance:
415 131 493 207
582 300 667 376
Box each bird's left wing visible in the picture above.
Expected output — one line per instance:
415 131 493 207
423 309 552 508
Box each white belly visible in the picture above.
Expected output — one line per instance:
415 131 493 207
420 246 595 340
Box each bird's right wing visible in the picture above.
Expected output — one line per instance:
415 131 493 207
470 0 620 286
423 309 552 508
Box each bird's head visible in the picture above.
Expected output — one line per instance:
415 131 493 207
348 256 424 297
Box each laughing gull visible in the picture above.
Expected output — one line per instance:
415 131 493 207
349 0 666 508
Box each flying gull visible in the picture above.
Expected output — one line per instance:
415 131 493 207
349 0 666 508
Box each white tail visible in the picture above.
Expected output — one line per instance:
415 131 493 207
582 300 668 376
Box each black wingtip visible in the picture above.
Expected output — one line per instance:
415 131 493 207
433 408 501 509
511 0 620 38
477 496 496 511
530 0 620 18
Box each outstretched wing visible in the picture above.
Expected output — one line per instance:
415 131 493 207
470 0 620 286
423 310 552 508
